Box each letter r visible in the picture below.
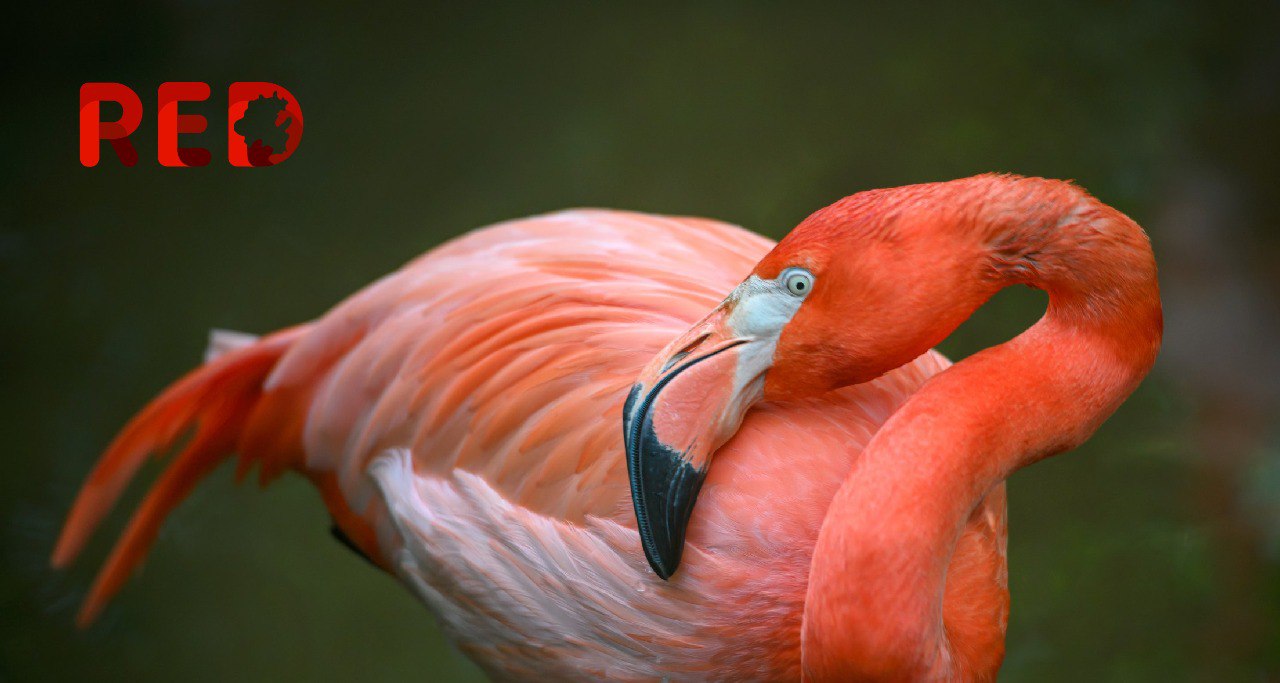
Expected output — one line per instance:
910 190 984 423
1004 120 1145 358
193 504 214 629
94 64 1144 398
79 83 142 167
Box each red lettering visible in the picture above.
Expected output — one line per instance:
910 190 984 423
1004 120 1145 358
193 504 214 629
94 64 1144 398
157 82 211 167
79 83 142 167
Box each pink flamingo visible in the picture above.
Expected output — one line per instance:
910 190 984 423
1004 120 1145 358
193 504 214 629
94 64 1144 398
53 174 1160 680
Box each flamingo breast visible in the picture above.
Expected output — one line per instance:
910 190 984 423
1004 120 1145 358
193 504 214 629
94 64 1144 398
276 210 961 680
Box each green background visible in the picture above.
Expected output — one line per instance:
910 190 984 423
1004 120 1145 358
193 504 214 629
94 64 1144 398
4 2 1279 680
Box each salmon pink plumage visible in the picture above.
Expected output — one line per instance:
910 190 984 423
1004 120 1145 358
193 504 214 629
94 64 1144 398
53 174 1160 681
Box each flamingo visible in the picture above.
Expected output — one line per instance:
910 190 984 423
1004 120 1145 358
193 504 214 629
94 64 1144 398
53 174 1161 681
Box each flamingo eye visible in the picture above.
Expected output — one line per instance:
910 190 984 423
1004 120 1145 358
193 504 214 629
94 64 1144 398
780 268 814 297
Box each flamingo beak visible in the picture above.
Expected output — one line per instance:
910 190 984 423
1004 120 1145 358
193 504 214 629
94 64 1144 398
623 305 767 579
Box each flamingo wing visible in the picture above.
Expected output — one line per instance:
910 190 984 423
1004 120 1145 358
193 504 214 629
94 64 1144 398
274 210 774 524
54 208 1006 680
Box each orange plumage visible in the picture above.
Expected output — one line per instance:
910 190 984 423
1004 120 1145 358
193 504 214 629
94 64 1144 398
54 175 1160 681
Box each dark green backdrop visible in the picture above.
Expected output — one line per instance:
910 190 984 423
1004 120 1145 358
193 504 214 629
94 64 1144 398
4 2 1279 680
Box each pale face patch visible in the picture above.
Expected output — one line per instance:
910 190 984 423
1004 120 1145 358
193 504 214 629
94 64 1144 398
722 271 813 396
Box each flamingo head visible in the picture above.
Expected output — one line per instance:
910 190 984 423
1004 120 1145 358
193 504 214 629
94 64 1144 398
624 181 1008 579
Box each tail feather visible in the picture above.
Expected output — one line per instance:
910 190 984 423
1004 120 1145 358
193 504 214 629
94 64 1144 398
52 327 306 626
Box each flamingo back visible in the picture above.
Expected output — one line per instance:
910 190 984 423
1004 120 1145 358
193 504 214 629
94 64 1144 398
58 209 1005 680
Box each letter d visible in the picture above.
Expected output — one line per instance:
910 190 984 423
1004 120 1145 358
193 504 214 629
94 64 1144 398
227 83 304 167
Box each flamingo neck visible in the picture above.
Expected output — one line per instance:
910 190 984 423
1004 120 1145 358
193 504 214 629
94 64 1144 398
800 189 1161 680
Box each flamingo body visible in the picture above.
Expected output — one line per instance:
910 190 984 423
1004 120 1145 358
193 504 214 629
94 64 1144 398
55 209 1009 680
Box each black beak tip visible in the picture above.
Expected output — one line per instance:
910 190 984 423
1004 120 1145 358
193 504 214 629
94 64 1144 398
624 383 708 581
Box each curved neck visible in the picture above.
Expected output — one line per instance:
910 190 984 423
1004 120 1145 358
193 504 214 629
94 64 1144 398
800 183 1161 680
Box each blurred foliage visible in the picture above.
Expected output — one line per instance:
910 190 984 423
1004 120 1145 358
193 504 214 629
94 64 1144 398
3 1 1279 681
